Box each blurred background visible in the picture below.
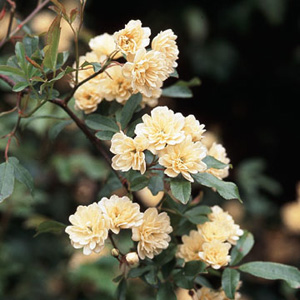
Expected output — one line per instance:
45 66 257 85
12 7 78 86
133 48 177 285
0 0 299 299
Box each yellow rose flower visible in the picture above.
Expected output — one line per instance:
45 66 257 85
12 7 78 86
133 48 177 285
197 220 234 243
110 132 149 174
98 195 144 234
176 230 205 262
182 114 206 142
89 33 122 60
207 205 244 245
135 106 186 153
74 82 102 114
158 135 207 182
65 203 110 255
122 48 169 98
198 240 231 269
113 19 151 57
99 65 132 103
132 208 173 259
206 142 230 180
281 199 300 233
151 29 179 74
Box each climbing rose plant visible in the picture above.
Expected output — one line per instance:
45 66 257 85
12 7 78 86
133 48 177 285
0 1 300 299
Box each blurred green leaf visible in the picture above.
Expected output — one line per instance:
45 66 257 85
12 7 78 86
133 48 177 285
34 220 66 237
43 15 61 71
95 130 115 140
0 65 25 78
119 93 142 129
239 262 300 288
86 114 119 132
0 161 15 203
116 278 127 300
170 178 191 204
184 205 211 224
222 268 240 299
12 81 29 92
156 282 176 300
203 155 230 169
162 77 201 98
48 120 72 140
148 175 164 196
193 173 242 202
230 230 254 266
8 157 34 196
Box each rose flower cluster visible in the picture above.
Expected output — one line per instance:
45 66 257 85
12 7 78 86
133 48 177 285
177 205 244 269
72 20 179 113
110 105 230 183
65 195 172 260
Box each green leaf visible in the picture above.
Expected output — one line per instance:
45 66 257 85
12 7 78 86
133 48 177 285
8 157 34 195
203 155 230 169
0 65 25 78
129 175 149 192
120 93 142 129
15 42 28 77
43 15 61 70
12 81 29 92
193 172 242 202
48 120 72 140
127 265 152 278
238 262 300 288
148 175 164 196
162 84 193 98
34 220 66 237
156 282 176 300
183 260 207 277
0 161 15 203
184 205 212 224
222 268 240 299
230 231 254 266
85 114 119 132
95 131 115 141
116 278 127 300
170 178 191 204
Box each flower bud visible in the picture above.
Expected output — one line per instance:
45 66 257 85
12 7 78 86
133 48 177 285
111 248 120 257
125 252 139 267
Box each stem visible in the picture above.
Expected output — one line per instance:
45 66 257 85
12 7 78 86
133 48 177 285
49 98 129 191
5 0 16 40
0 0 51 48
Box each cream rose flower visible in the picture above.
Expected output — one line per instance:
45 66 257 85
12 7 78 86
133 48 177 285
281 200 300 233
89 33 122 60
176 230 205 262
141 87 162 108
110 132 149 174
207 206 244 245
74 82 102 114
132 208 173 260
113 19 151 57
65 203 110 255
192 286 222 300
98 195 144 234
158 135 207 182
197 220 234 243
198 240 231 269
75 51 104 84
99 65 132 103
122 48 169 98
151 29 179 74
182 115 206 142
135 106 186 153
206 142 230 179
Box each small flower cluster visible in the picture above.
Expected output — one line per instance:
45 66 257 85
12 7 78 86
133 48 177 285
65 195 172 260
72 20 179 114
177 205 243 269
191 285 242 300
111 106 208 182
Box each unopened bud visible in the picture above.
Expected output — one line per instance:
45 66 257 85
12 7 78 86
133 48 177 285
125 252 139 267
111 248 120 257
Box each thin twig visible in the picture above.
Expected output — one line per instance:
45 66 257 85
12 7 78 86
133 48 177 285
0 0 51 48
